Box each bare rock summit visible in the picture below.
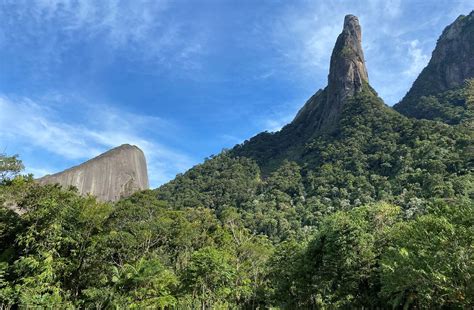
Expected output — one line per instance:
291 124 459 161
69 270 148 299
38 144 149 202
293 14 370 132
328 14 369 102
413 11 473 93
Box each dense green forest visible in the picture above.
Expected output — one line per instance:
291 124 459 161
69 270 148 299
160 84 473 241
1 11 474 310
1 154 473 308
395 78 474 124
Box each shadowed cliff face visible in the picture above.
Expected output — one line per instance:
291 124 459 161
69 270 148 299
427 11 474 90
292 14 370 132
38 144 149 201
394 11 474 120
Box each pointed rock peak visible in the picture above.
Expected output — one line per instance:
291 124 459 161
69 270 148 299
404 11 474 95
435 11 474 80
419 10 474 91
328 14 368 98
292 15 373 133
343 14 363 45
316 14 370 130
343 14 364 50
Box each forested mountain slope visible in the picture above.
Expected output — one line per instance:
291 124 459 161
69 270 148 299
152 14 474 307
156 14 473 242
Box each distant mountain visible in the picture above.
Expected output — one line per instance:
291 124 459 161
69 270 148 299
38 144 149 201
394 11 474 124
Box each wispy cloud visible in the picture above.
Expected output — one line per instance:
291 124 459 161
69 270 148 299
0 0 206 75
403 39 430 78
1 0 472 188
263 1 405 80
0 94 194 187
262 118 290 133
258 99 303 133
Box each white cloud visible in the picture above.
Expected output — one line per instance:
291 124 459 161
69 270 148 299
267 7 340 76
0 95 194 187
263 118 288 133
258 99 303 133
368 0 402 19
31 0 169 46
403 39 430 78
27 167 55 178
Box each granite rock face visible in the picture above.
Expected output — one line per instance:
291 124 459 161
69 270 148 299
327 14 369 103
395 11 474 112
293 14 369 131
38 144 149 202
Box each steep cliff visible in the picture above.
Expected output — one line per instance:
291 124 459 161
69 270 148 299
394 11 474 123
38 144 149 201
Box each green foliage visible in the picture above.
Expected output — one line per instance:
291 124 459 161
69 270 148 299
181 247 236 308
1 178 274 308
109 257 177 308
147 82 473 308
267 239 307 307
272 203 401 308
157 153 261 212
381 203 474 308
0 180 112 308
303 89 472 211
157 87 472 243
396 78 474 124
266 202 473 308
0 154 24 183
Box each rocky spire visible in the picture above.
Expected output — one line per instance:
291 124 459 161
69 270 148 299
328 14 369 101
292 14 369 131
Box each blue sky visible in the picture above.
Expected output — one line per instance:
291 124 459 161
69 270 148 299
0 0 472 187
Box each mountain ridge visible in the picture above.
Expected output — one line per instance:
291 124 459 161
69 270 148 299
2 10 473 309
293 14 370 132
